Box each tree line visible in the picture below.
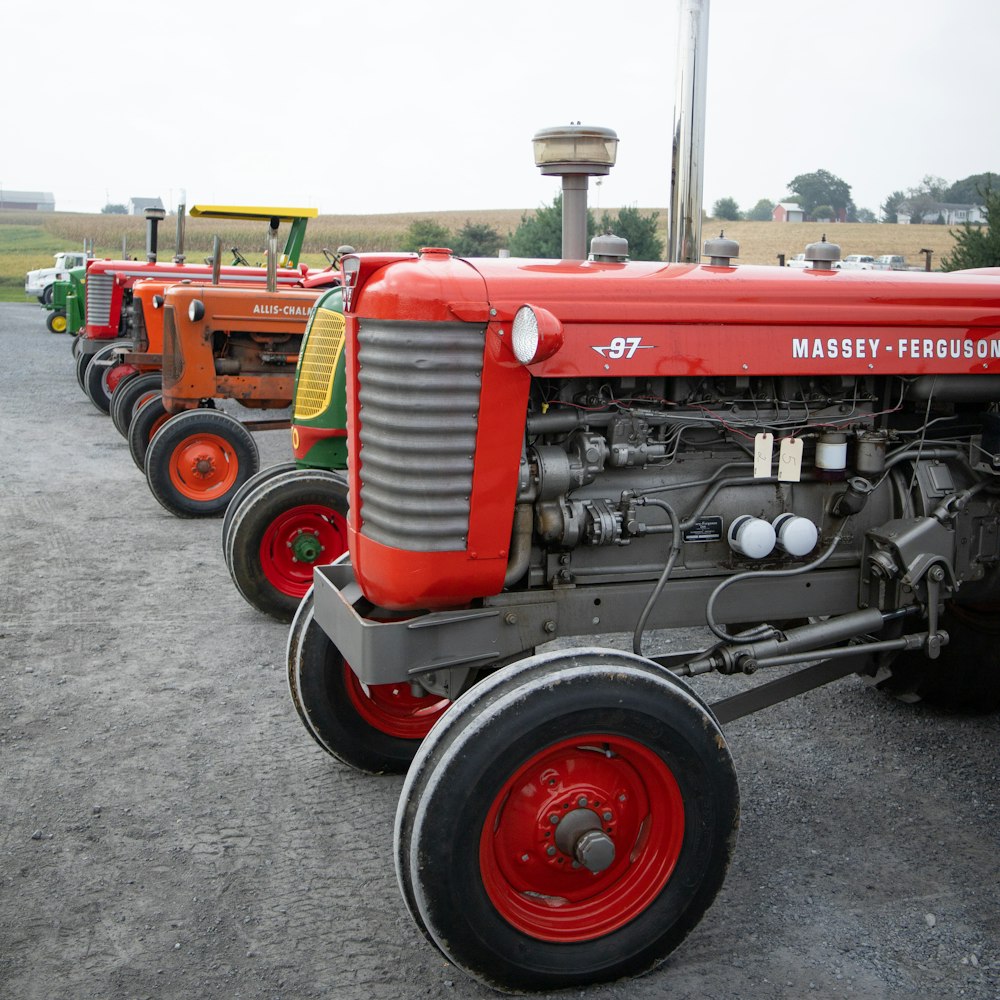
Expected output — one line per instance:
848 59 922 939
712 170 996 225
398 197 664 260
402 180 1000 269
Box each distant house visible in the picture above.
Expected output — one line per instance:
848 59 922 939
773 202 805 223
0 189 55 212
897 202 985 225
128 197 165 216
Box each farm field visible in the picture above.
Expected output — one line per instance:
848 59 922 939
1 208 963 302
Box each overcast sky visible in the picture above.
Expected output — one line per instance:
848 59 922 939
4 0 998 218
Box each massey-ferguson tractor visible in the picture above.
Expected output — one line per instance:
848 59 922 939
286 238 1000 991
222 286 349 622
132 224 341 518
76 204 317 413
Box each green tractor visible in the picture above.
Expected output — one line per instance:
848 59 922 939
46 264 87 336
222 284 350 622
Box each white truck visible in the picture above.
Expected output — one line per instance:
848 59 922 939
25 251 91 304
836 254 876 270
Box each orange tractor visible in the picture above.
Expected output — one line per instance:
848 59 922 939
77 205 318 413
129 218 342 517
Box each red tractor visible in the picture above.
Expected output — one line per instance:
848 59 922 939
288 237 1000 991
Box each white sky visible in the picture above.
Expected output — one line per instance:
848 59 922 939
4 0 999 218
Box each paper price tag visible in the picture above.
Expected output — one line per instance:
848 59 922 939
753 432 774 478
778 437 803 482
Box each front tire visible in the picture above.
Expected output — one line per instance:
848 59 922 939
288 591 450 773
127 393 171 470
74 345 91 391
144 409 259 518
221 461 298 558
225 469 349 622
82 342 123 413
394 648 739 992
46 311 67 334
110 372 163 437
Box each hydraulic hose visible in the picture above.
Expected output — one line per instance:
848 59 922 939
632 497 681 656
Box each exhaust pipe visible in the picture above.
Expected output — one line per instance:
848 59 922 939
668 0 710 263
266 217 279 293
174 202 186 264
144 207 166 263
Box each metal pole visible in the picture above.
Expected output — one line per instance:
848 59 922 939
668 0 710 263
562 176 589 260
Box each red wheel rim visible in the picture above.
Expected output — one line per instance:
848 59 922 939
144 409 170 443
133 390 159 418
167 432 240 500
107 363 138 394
343 664 450 740
258 504 348 597
479 735 685 942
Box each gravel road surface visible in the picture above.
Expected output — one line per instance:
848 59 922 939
1 301 998 1000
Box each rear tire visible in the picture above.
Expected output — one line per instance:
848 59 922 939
876 603 1000 712
144 409 259 518
225 469 349 622
394 648 739 992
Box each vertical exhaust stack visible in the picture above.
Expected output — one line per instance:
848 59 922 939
668 0 710 263
144 207 167 263
211 236 222 285
173 202 187 264
266 217 279 293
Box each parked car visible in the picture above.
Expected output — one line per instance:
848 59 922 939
786 253 808 268
873 254 906 271
837 254 876 270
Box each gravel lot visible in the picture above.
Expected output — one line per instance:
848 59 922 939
1 299 998 1000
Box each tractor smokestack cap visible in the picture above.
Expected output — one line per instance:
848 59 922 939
804 235 841 270
144 207 167 263
703 231 740 266
589 234 629 262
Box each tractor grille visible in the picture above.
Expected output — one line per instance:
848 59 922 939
357 319 484 552
162 307 182 387
86 273 114 327
294 307 345 420
132 298 148 353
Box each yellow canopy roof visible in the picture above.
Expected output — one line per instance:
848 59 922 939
189 205 318 221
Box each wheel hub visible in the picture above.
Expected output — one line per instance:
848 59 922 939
193 455 216 478
289 528 323 563
554 808 616 873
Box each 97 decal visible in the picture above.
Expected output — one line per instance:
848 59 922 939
592 336 654 359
